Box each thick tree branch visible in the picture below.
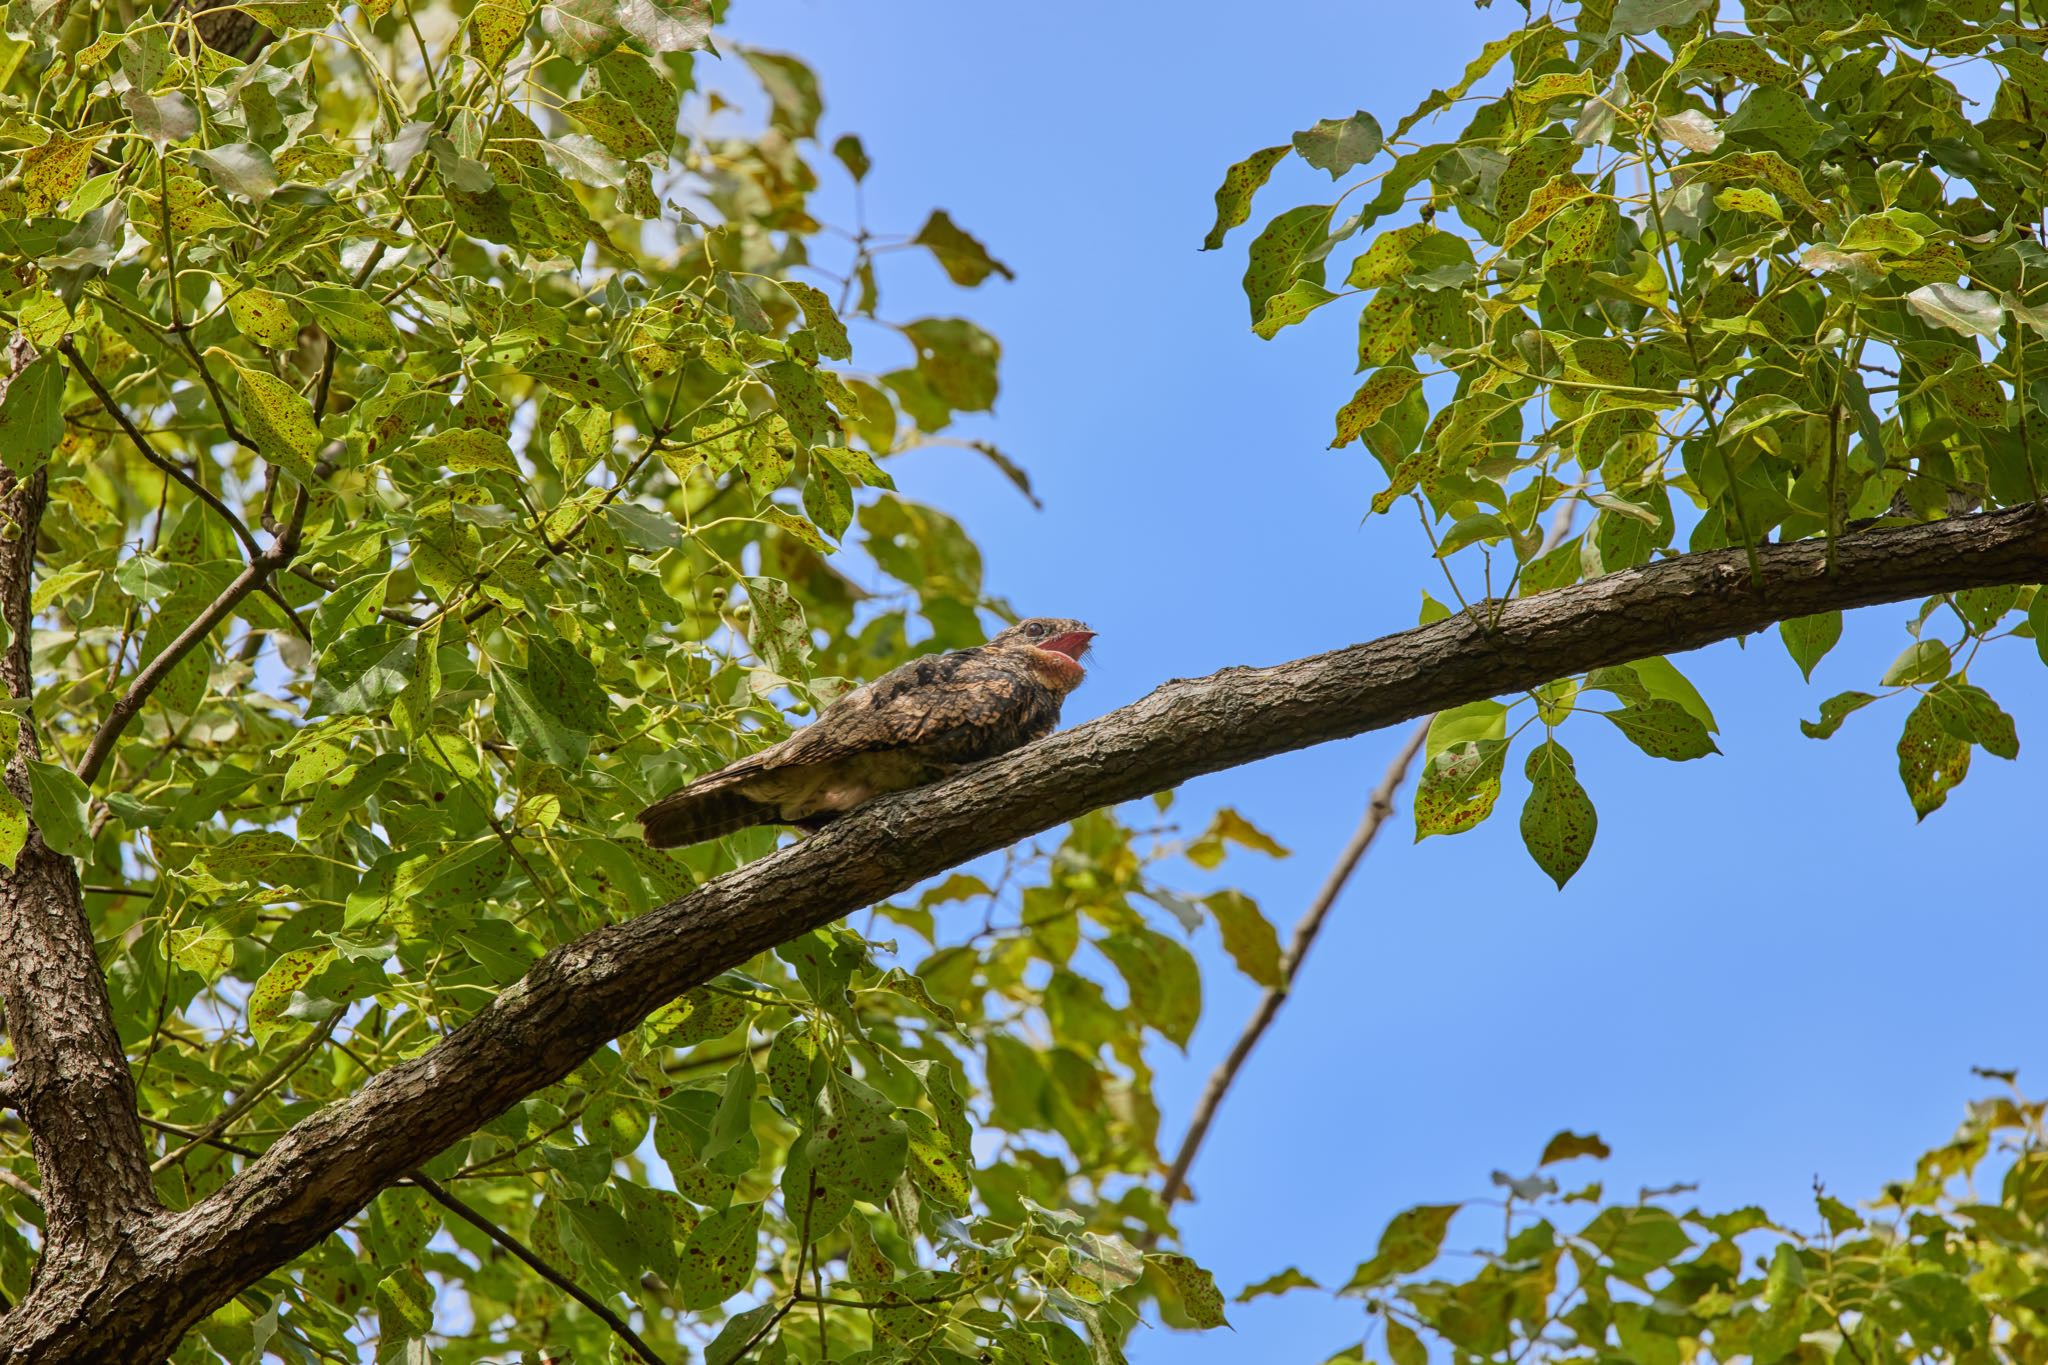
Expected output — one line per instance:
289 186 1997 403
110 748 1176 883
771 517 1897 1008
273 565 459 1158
1145 494 1582 1236
0 341 161 1306
5 505 2046 1358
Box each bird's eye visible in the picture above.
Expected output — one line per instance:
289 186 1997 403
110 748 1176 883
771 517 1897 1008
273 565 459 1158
1026 622 1045 637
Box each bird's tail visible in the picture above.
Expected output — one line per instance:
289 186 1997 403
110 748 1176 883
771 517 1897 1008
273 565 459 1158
636 781 776 849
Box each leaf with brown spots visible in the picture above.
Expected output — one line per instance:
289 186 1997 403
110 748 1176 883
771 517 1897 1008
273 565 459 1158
1520 740 1597 889
226 289 299 348
520 349 636 409
1414 738 1508 839
1150 1252 1230 1329
1201 145 1287 251
1333 366 1421 448
19 133 97 214
208 349 321 481
676 1201 762 1309
809 1073 907 1204
248 947 335 1038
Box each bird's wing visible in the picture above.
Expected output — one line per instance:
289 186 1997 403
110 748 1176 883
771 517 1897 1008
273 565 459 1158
762 648 1049 770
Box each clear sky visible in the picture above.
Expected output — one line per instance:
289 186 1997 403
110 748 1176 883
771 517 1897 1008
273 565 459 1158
714 5 2048 1360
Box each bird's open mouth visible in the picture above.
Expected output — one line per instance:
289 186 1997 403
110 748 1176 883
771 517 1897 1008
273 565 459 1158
1037 630 1096 662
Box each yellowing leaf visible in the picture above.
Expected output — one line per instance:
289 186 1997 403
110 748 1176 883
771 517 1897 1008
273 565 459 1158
226 289 300 348
210 349 321 481
413 428 519 473
19 133 97 215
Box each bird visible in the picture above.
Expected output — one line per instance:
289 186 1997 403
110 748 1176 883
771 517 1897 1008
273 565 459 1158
636 617 1097 849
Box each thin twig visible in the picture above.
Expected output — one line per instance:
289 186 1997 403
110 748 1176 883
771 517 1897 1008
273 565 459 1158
1147 494 1581 1236
76 486 309 785
0 1166 42 1207
59 337 264 562
408 1171 666 1365
152 1010 343 1172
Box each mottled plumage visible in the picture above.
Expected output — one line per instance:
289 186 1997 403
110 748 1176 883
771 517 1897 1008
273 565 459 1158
637 617 1095 848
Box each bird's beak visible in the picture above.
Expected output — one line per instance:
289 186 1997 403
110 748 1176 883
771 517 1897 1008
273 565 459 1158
1040 630 1096 661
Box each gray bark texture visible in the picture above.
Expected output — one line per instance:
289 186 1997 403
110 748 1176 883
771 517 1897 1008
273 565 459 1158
1 500 2044 1357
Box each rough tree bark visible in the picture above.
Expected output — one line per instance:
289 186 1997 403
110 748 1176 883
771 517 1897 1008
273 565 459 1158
0 341 159 1333
1 501 2044 1357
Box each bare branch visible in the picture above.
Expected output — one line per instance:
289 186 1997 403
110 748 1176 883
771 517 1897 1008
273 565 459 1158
75 486 311 785
59 337 265 563
1146 494 1584 1234
6 505 2048 1357
408 1172 669 1365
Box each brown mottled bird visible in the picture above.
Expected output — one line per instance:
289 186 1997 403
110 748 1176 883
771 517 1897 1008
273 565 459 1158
637 618 1095 848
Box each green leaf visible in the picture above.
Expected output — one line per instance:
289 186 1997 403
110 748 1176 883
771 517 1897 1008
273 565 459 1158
1150 1252 1230 1329
912 209 1014 286
120 89 197 147
1881 639 1952 687
226 289 300 348
0 353 66 479
1540 1130 1611 1164
25 761 90 859
1097 927 1202 1049
1605 699 1719 761
374 1265 435 1340
1342 1203 1459 1291
1201 146 1288 251
781 280 851 361
810 1075 907 1203
1425 700 1506 759
1779 612 1842 682
1292 111 1384 179
0 786 26 872
1242 204 1333 325
311 626 416 717
1926 681 2019 761
1906 283 2003 338
1608 0 1712 34
677 1201 762 1310
1387 1320 1427 1365
1237 1267 1320 1303
2033 588 2048 668
1520 741 1597 889
493 667 593 769
412 427 519 473
520 349 637 409
1332 367 1420 447
190 143 278 202
1346 224 1474 291
1897 694 1971 819
1801 690 1878 740
1413 739 1507 839
1205 889 1283 989
300 284 403 352
1582 1205 1693 1278
1253 280 1339 339
698 1053 757 1169
211 351 321 482
248 947 334 1039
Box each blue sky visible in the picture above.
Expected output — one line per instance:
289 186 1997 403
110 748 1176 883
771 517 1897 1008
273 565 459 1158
712 5 2048 1359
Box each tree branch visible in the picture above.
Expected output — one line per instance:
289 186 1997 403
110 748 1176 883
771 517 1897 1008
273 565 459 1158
6 505 2047 1357
58 337 265 563
0 339 161 1302
1144 493 1583 1237
75 486 310 786
407 1172 668 1365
